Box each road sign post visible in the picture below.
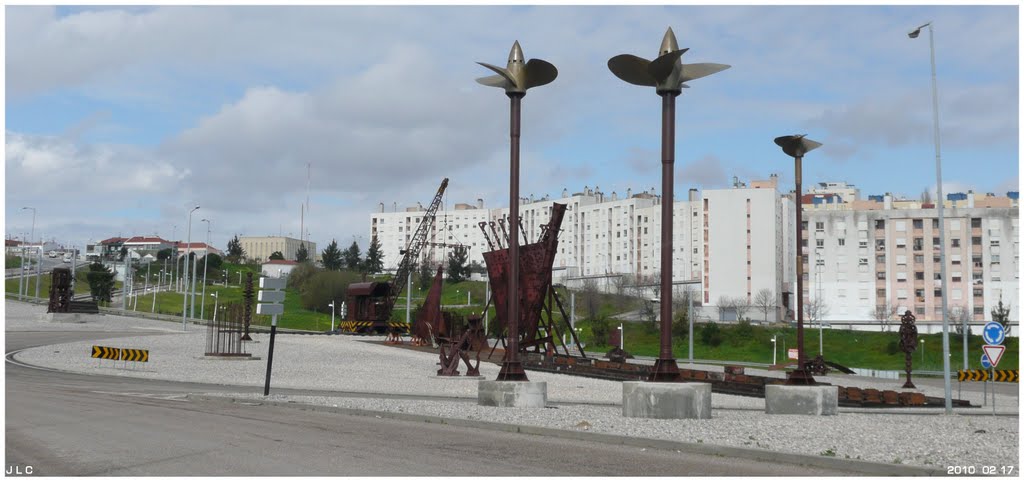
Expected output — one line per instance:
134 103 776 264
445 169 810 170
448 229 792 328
259 277 286 396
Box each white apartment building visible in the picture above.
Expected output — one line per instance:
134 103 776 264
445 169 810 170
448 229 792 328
239 236 316 263
803 193 1019 323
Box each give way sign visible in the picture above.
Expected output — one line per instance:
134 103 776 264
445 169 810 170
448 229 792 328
982 345 1006 368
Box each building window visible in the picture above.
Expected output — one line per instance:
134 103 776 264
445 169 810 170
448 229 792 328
913 238 923 251
876 288 886 296
916 307 925 315
915 289 924 299
973 288 983 297
914 254 924 263
952 275 962 282
876 272 886 280
816 239 824 248
932 219 939 229
991 239 1000 247
876 255 885 263
934 289 942 297
974 306 985 315
912 219 924 229
972 236 982 245
859 240 868 249
838 238 846 246
951 238 960 248
971 218 981 228
992 254 1001 263
875 220 885 229
815 221 824 232
915 271 924 280
859 257 868 266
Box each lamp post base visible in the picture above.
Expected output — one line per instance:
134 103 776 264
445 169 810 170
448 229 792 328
649 358 682 382
496 361 529 381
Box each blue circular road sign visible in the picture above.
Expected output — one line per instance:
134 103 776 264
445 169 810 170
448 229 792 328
982 322 1006 345
981 354 991 369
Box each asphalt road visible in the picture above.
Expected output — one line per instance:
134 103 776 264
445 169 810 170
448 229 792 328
5 330 854 476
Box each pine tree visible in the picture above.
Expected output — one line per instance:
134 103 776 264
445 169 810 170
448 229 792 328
321 239 343 270
361 236 384 275
269 251 285 260
296 243 309 262
86 262 115 303
992 297 1012 336
342 241 362 270
227 235 244 262
446 246 469 283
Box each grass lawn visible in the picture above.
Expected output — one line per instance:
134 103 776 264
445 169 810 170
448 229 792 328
575 319 1019 371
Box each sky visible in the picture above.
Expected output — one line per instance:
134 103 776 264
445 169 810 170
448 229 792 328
3 3 1020 260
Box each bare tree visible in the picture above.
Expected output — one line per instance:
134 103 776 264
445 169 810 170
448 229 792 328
949 305 971 336
716 295 737 321
580 279 601 322
753 289 775 323
805 297 830 324
869 301 899 332
735 297 750 321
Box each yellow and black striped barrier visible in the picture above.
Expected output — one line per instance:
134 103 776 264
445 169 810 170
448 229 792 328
958 369 1018 383
387 322 410 332
91 345 149 363
120 348 149 363
339 321 372 333
92 346 120 360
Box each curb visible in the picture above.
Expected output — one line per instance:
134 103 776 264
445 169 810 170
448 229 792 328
187 394 941 476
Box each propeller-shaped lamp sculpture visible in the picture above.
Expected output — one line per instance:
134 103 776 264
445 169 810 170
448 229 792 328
477 41 558 382
607 28 729 382
774 134 822 386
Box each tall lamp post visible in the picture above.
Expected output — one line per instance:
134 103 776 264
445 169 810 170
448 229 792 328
22 207 40 299
608 27 729 381
182 205 199 330
328 300 335 332
908 21 952 414
771 337 777 366
476 40 558 381
200 218 212 319
774 134 822 385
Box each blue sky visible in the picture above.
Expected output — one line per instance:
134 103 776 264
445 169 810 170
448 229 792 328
4 4 1019 256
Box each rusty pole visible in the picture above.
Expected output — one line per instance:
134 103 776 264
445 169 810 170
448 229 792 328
650 92 682 382
787 155 814 385
497 92 528 381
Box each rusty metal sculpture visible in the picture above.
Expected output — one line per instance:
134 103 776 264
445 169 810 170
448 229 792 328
206 302 250 357
479 202 585 361
240 272 254 341
411 266 445 346
775 134 823 385
608 27 729 382
437 314 487 376
899 310 919 388
47 267 73 313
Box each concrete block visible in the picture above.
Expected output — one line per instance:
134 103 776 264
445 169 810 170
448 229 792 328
622 382 712 419
477 381 547 408
37 313 86 323
765 385 839 416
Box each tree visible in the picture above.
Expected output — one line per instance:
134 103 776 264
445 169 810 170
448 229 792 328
361 236 384 275
296 243 309 263
226 235 244 262
119 246 128 260
580 279 601 321
198 253 223 271
446 246 470 283
992 297 1012 336
949 305 972 336
269 251 284 261
85 262 115 303
156 248 173 261
735 297 750 321
299 270 362 312
805 296 830 324
342 241 362 270
716 296 737 321
752 289 775 323
418 260 435 291
287 262 319 291
870 301 899 332
321 239 343 270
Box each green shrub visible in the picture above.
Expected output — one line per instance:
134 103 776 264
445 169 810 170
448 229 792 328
299 270 361 312
287 262 320 291
590 318 611 345
731 319 754 345
885 340 900 355
700 322 723 347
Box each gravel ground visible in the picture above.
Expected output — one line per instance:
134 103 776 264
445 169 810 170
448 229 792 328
8 300 1020 471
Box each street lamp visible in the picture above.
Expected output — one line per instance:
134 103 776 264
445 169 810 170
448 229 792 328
200 218 212 319
908 21 952 414
182 205 200 331
328 300 336 331
775 134 822 385
22 207 40 299
212 292 219 322
618 323 624 351
920 338 925 364
770 337 777 366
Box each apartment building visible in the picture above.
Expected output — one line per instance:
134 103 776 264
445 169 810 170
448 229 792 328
239 236 316 263
803 192 1019 322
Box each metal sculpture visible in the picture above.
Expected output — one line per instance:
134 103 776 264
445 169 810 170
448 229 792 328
775 134 822 385
608 27 729 382
240 272 254 341
899 310 919 388
437 314 487 376
206 302 250 357
47 267 73 313
476 40 558 381
411 266 445 346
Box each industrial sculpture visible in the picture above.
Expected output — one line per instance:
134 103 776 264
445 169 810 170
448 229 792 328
774 134 823 385
607 27 729 381
241 272 254 341
47 267 73 313
899 310 919 388
476 41 558 381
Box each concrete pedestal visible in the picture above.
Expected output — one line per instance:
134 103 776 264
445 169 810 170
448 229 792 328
765 385 839 415
37 313 86 323
477 381 547 408
622 381 712 419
